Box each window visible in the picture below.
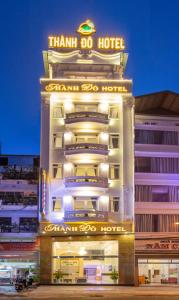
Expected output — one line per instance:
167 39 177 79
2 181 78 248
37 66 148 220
74 197 97 211
75 104 98 112
109 105 119 118
75 134 98 144
109 135 120 149
52 197 62 212
53 164 63 179
75 165 98 176
111 197 120 212
109 165 120 179
53 106 64 118
53 134 63 148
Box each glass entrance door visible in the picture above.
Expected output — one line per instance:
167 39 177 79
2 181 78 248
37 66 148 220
52 240 118 284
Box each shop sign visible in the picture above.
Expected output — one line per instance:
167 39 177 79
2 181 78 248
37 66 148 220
0 242 37 251
41 80 131 94
48 20 125 51
136 239 179 251
41 222 132 234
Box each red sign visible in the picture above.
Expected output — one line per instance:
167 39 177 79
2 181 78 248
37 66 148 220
0 241 39 251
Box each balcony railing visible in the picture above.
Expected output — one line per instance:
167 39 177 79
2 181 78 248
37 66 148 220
0 198 37 206
65 112 109 124
0 166 39 180
64 210 108 222
64 143 108 155
0 224 37 233
65 176 108 188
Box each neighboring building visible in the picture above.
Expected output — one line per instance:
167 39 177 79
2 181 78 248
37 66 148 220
134 91 179 285
0 154 39 283
39 21 135 285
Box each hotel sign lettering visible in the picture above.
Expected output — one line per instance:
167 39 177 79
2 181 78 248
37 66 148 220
41 81 131 94
41 222 132 235
48 35 125 51
48 20 125 51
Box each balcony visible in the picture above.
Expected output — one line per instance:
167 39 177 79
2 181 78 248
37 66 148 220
0 224 37 233
65 176 108 189
64 210 108 222
64 143 108 162
0 166 39 180
65 112 109 129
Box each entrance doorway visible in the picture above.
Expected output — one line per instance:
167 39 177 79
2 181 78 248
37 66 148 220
52 240 118 284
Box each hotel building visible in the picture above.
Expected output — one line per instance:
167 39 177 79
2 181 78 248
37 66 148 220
39 21 135 285
134 91 179 285
0 154 39 283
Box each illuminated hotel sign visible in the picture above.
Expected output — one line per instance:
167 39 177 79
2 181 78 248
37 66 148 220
41 222 133 235
41 80 131 93
48 19 125 51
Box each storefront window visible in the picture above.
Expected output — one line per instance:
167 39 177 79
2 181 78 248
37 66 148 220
138 259 179 285
52 240 118 284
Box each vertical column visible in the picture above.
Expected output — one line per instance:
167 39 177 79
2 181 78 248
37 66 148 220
122 96 135 221
119 234 135 285
40 236 52 284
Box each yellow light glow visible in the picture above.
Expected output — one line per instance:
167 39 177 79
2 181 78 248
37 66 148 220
100 132 109 142
64 131 73 142
63 195 72 203
100 195 109 203
100 163 109 172
64 162 73 171
64 100 73 112
50 93 59 103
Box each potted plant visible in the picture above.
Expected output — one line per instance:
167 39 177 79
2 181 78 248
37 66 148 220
110 268 119 284
53 270 63 283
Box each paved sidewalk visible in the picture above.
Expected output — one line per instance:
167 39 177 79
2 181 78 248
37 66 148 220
2 285 179 298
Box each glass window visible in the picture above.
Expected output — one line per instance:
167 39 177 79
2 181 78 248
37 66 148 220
75 165 98 177
53 106 64 118
109 165 120 179
53 164 63 179
109 135 120 149
74 197 97 211
53 134 63 148
53 198 62 212
111 197 120 212
52 240 119 285
75 105 98 112
109 106 119 118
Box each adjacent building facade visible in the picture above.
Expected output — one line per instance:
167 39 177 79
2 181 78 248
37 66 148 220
0 155 39 283
39 21 135 285
134 91 179 285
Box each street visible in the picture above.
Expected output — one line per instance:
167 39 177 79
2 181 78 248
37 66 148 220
1 285 179 299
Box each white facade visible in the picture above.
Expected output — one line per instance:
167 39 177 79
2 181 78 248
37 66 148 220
40 50 134 226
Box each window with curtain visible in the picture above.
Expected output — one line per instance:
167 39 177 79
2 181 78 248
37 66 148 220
53 106 64 118
135 214 179 232
109 135 120 149
109 165 120 179
52 198 62 211
135 157 179 173
53 164 63 179
111 197 120 212
135 129 179 145
74 197 97 211
75 165 98 177
53 134 63 148
109 105 119 118
135 185 179 202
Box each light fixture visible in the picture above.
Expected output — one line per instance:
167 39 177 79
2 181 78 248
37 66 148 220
100 132 109 142
64 162 73 171
100 163 109 172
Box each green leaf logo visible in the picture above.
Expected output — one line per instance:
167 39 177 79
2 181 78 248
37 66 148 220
77 19 96 35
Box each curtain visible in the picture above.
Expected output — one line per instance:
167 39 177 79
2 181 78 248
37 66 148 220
159 215 179 232
135 185 152 202
151 157 179 173
135 214 153 232
135 130 179 145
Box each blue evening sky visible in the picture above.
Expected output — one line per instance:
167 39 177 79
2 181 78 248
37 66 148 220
0 0 179 154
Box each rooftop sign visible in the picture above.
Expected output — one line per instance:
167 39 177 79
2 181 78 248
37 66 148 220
48 19 125 51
